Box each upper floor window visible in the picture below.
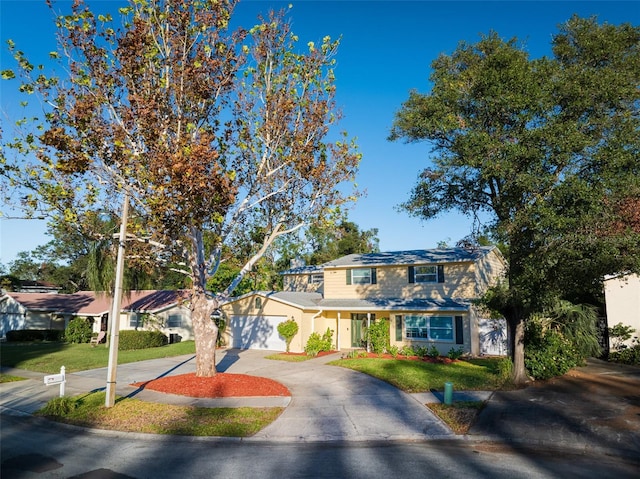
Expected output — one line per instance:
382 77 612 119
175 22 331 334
309 273 324 284
346 267 377 285
408 265 445 283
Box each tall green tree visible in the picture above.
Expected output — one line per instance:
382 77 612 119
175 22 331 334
1 0 360 376
389 16 640 383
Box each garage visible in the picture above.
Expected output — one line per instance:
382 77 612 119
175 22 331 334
229 315 287 351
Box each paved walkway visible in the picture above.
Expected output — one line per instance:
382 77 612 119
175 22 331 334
1 350 639 459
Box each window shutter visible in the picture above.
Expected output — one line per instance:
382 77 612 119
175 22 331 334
395 315 403 341
437 265 445 283
371 268 377 284
455 316 464 344
346 269 351 285
408 266 415 283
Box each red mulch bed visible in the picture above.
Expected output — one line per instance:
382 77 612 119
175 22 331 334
131 373 291 398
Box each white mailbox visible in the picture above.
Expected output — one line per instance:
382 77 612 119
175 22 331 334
43 366 66 397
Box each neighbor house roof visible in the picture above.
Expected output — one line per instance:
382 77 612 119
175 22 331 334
3 290 189 316
322 246 497 269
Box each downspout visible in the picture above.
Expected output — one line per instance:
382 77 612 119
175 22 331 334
311 309 323 339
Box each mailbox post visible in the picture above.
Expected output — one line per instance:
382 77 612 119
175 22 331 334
44 366 66 397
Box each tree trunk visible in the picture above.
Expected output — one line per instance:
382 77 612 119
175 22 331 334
190 290 219 377
509 316 530 385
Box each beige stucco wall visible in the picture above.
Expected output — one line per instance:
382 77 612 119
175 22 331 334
474 249 507 294
283 274 323 293
604 274 640 350
323 262 477 300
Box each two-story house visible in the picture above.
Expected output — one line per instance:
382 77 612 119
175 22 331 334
220 246 508 356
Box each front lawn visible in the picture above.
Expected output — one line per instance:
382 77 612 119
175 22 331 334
329 357 509 392
0 340 196 374
37 392 283 437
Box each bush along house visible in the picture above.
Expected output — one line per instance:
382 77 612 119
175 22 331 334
220 246 508 356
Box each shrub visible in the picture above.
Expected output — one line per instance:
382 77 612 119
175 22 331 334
39 396 77 416
496 357 513 382
608 323 636 351
6 329 64 342
118 330 168 350
609 338 640 365
447 347 464 360
427 345 440 358
64 317 93 344
525 321 579 380
400 345 415 357
277 319 299 353
366 318 390 354
304 328 333 357
388 345 400 358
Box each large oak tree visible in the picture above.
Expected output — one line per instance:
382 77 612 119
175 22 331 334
1 0 360 376
389 16 640 383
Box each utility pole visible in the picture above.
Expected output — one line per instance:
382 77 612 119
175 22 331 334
105 193 129 408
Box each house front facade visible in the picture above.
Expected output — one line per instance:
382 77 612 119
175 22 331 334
221 246 508 356
0 290 192 342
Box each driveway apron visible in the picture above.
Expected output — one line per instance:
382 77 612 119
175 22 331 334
215 349 453 442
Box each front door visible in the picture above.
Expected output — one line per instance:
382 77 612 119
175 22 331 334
351 313 375 348
351 317 363 348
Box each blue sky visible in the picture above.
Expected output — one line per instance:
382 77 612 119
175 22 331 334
1 0 638 266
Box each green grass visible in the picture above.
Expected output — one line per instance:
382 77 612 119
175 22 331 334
36 391 283 437
329 357 505 392
0 340 196 374
0 373 27 383
265 353 314 362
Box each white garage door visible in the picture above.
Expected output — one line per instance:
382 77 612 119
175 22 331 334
229 315 287 351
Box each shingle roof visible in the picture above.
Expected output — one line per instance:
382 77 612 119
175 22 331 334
4 290 189 316
322 247 496 268
223 291 468 313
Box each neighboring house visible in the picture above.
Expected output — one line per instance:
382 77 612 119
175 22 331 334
221 246 508 355
0 290 192 341
604 273 640 350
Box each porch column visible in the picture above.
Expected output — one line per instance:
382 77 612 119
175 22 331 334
366 312 371 353
336 312 341 351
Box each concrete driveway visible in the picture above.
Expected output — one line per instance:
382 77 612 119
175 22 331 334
216 349 453 442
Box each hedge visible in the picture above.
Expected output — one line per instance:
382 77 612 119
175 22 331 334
118 330 168 350
5 329 64 342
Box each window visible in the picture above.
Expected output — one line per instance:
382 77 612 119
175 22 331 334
408 265 445 283
404 315 454 341
309 273 324 284
254 297 262 310
415 265 437 282
395 315 403 341
129 313 140 328
167 313 183 328
346 268 377 285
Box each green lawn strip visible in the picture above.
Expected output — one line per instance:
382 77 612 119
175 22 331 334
0 341 196 374
36 391 283 437
0 373 28 383
329 357 503 392
265 353 313 362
